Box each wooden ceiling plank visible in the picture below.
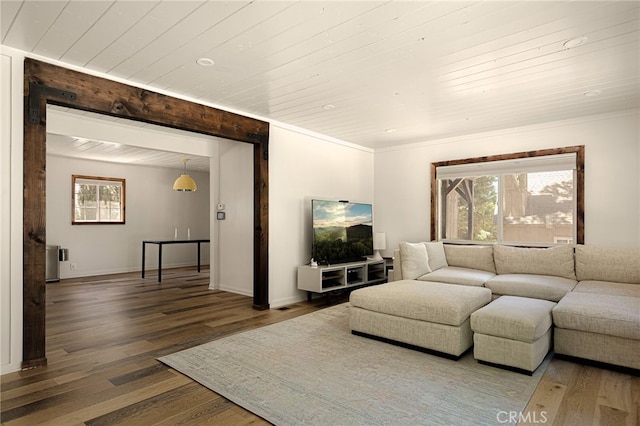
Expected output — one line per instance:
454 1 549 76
245 18 638 118
59 1 161 67
439 8 639 81
111 1 247 79
2 0 67 51
0 0 24 42
442 35 640 92
211 2 505 108
32 1 114 59
210 2 464 102
86 1 205 73
130 1 290 87
157 2 339 96
254 0 629 106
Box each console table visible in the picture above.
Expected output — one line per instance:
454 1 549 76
141 239 210 282
297 259 387 302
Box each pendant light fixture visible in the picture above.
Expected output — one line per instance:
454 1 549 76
173 158 197 191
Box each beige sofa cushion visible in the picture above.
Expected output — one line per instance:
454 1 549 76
553 292 640 340
471 296 556 342
444 245 496 273
485 274 576 302
399 242 431 279
418 266 495 287
425 241 448 271
573 281 640 298
575 245 640 284
349 280 491 326
494 245 576 280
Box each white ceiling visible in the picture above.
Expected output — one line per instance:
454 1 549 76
2 0 639 157
46 105 212 172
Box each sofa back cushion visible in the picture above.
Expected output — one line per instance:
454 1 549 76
494 245 576 280
399 242 431 279
425 241 448 271
575 245 640 284
444 245 496 273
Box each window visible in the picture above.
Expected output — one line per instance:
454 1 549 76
72 175 126 224
431 146 584 245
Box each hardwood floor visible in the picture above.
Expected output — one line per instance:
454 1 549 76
1 268 638 425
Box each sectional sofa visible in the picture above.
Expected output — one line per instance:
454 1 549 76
352 242 639 372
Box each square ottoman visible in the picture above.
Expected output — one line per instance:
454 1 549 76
470 296 556 374
349 280 492 358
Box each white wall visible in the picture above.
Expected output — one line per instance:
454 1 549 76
46 156 210 278
269 124 374 307
374 110 640 253
0 55 8 367
1 49 24 374
217 140 254 296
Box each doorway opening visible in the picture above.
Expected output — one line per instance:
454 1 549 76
23 58 269 369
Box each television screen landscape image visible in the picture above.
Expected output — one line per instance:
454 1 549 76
312 200 373 264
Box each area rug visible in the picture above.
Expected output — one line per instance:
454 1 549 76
159 303 549 426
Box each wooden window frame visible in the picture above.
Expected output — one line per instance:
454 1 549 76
430 146 585 244
72 175 126 225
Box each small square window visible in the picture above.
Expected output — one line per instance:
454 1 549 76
72 175 126 224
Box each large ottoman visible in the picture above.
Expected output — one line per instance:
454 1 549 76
470 296 556 374
349 280 491 358
553 292 640 371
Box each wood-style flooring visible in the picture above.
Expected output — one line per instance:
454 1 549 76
1 268 638 425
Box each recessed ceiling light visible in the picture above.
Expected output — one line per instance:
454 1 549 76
196 57 215 67
584 89 602 97
563 36 587 49
384 128 396 134
322 104 335 110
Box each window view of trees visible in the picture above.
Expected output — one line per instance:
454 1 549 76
72 176 125 224
440 170 575 245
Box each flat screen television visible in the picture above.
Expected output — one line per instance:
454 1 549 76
312 199 373 264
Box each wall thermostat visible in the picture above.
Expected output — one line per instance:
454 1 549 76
217 211 226 220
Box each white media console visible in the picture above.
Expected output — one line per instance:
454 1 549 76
297 259 387 301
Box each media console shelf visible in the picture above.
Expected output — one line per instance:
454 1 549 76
298 259 387 301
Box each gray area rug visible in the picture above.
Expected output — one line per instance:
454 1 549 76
159 303 548 426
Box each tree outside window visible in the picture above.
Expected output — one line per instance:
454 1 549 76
72 175 125 224
442 175 498 242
